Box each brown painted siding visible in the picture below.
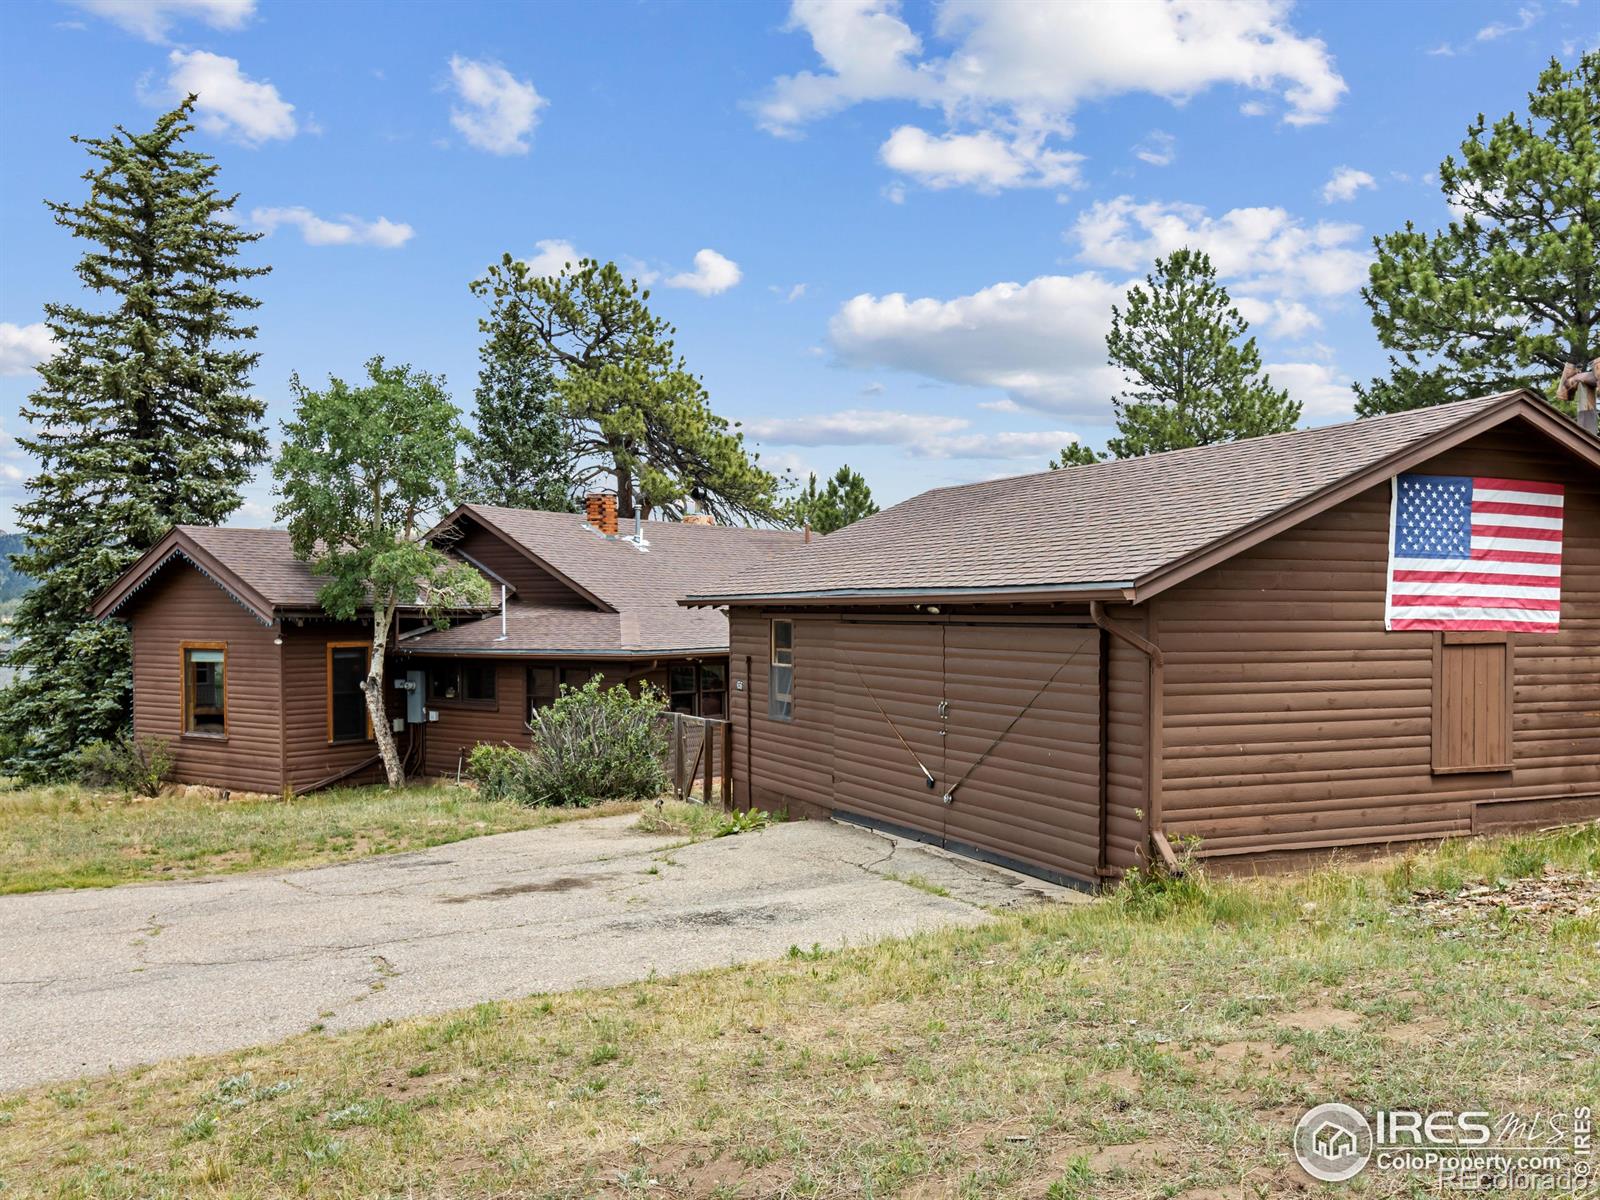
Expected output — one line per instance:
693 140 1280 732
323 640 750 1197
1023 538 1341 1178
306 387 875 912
732 612 837 817
1102 605 1150 872
452 525 593 607
1157 426 1600 857
279 621 397 791
125 564 284 793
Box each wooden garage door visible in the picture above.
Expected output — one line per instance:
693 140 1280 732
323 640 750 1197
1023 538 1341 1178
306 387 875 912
830 620 947 842
830 619 1102 885
942 624 1101 883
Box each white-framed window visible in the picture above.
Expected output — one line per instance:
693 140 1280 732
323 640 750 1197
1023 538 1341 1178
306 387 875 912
769 619 794 721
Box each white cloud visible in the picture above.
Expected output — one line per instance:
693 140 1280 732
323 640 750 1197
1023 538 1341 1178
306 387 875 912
1234 296 1322 339
760 0 1346 191
1477 4 1542 41
746 407 1076 460
447 56 546 155
1321 165 1376 203
1239 99 1271 117
1069 195 1370 297
879 125 1082 191
781 283 808 302
978 397 1023 414
68 0 253 42
251 207 414 248
1133 130 1176 167
1267 360 1357 420
149 50 296 145
664 248 742 295
521 238 582 277
0 323 56 376
829 273 1127 414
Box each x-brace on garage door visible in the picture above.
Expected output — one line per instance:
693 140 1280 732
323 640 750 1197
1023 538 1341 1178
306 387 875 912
830 619 1104 886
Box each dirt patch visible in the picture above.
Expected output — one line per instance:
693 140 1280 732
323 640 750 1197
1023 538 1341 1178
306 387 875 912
1207 1040 1292 1065
1384 1016 1450 1045
1273 1006 1362 1032
439 875 610 903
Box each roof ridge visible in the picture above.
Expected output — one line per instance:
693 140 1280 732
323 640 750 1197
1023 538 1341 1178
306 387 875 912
919 390 1527 500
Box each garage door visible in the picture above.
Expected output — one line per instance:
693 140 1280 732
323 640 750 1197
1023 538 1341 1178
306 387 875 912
831 620 947 841
830 619 1103 886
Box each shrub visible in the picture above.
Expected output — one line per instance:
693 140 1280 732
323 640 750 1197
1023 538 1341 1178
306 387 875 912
467 743 531 803
523 678 669 807
73 732 173 796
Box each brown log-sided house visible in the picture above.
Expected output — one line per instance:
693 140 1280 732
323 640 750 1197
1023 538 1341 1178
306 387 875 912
89 499 801 794
685 391 1600 888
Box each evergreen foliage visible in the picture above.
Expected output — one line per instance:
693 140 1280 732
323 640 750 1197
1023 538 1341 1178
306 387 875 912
1049 442 1105 469
1359 52 1598 416
1105 249 1300 459
470 255 783 524
789 464 879 534
2 99 268 781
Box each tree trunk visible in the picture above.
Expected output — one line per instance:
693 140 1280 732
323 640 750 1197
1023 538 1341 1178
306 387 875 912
615 465 635 520
365 599 405 788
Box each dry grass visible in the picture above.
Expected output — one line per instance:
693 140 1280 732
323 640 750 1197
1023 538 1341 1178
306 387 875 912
1 824 1596 1198
0 782 642 894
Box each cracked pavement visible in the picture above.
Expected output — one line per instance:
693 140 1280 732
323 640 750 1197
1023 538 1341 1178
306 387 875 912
0 814 1077 1091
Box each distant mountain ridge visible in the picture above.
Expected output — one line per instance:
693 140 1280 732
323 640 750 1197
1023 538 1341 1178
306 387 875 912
0 532 32 605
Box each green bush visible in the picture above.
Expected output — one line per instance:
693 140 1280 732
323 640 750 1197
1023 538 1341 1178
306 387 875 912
466 743 532 803
73 733 173 797
523 678 669 807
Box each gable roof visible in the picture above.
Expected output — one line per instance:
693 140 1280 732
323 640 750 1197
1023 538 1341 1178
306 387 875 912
401 506 803 656
93 510 803 652
92 526 330 623
685 391 1600 608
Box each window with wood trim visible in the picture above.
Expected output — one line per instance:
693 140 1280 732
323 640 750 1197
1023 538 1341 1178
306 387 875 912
1432 632 1513 774
181 643 226 737
769 619 793 721
669 664 697 714
327 643 372 743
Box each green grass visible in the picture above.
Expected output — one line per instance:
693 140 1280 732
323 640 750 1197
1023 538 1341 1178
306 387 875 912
2 822 1595 1197
0 783 643 894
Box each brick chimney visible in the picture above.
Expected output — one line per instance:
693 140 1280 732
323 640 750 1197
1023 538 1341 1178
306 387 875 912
1558 359 1599 436
585 492 618 535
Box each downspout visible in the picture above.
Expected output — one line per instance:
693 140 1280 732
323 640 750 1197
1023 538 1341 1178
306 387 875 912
1089 601 1178 875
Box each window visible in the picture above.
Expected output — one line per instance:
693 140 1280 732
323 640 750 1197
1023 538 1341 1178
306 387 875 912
327 643 371 743
526 666 557 721
769 619 793 721
430 662 497 704
1432 632 1513 773
670 664 698 714
182 643 226 736
699 661 727 719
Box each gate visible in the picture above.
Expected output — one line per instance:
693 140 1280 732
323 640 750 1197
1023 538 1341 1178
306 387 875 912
666 712 731 806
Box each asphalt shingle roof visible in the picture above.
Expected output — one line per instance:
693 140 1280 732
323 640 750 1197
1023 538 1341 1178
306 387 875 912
688 393 1529 602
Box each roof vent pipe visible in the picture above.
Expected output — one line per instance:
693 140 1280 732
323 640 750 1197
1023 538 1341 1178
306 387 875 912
1558 359 1599 436
495 583 507 641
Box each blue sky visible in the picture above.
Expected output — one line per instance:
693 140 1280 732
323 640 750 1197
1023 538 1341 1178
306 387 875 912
0 0 1594 527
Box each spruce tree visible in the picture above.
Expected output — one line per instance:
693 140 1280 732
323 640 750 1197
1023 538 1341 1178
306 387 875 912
1359 52 1598 416
461 284 573 511
1105 249 1300 458
2 98 268 780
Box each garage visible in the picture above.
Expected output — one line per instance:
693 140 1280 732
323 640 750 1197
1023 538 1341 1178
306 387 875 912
695 393 1600 887
814 618 1105 885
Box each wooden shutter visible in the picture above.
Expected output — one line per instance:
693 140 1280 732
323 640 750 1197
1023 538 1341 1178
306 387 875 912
1432 633 1513 774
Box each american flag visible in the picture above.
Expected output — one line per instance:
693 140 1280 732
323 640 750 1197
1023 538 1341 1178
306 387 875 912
1385 473 1565 633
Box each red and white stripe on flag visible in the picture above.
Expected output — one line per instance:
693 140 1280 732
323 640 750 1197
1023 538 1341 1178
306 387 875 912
1385 473 1564 633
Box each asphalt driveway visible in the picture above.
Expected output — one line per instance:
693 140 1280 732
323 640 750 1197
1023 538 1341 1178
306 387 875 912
0 813 1072 1091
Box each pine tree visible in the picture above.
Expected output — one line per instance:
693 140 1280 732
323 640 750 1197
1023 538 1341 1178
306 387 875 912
1105 249 1300 459
789 465 879 534
470 256 783 524
460 284 574 511
1049 442 1104 469
1 99 268 780
1360 52 1598 415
